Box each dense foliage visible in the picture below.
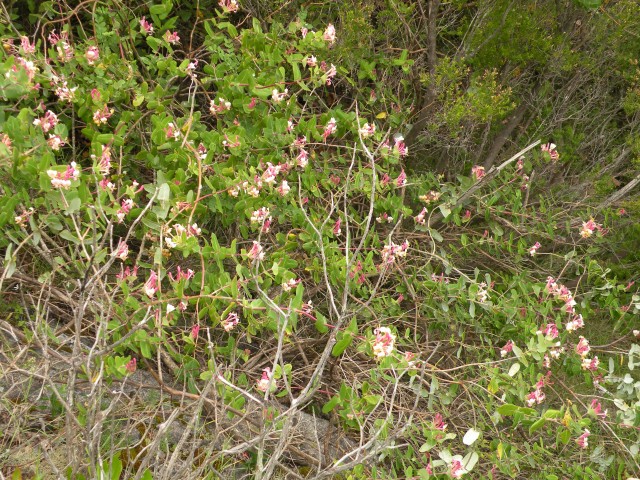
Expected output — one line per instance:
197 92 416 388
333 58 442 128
1 0 639 479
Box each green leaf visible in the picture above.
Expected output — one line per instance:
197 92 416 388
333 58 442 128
439 204 452 218
322 395 340 414
497 404 518 416
573 0 602 9
332 331 353 357
158 183 171 201
529 418 546 434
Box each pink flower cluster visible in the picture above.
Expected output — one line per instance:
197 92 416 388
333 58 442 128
500 340 514 358
419 190 441 203
222 312 240 332
323 118 337 142
414 207 428 225
219 0 239 13
251 207 272 233
529 242 541 256
380 240 409 265
358 123 376 138
580 218 601 238
112 240 129 261
168 266 195 282
116 198 134 223
256 367 274 392
526 376 547 406
48 30 73 62
248 241 265 261
372 327 396 359
140 17 154 35
210 97 231 115
93 105 113 125
33 110 59 133
471 165 485 180
545 276 577 314
47 162 80 189
144 271 159 297
165 223 202 248
116 265 138 281
541 142 559 161
575 429 590 449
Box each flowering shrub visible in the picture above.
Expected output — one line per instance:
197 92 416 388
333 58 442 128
0 1 639 479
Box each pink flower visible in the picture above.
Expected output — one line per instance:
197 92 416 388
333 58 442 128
566 314 584 332
396 169 407 187
277 180 290 196
471 165 485 180
323 117 337 141
256 367 273 392
116 198 134 223
306 55 317 68
325 64 337 85
433 413 447 431
168 266 195 282
165 122 180 140
1 133 12 152
575 429 590 449
380 240 409 264
125 357 137 373
93 105 113 125
581 356 600 372
541 142 560 161
414 207 428 225
140 17 154 35
47 134 65 151
21 36 36 54
500 340 514 358
47 162 80 189
248 241 265 261
251 207 271 225
376 213 393 223
529 242 541 256
163 31 180 44
333 218 342 236
282 278 301 292
393 136 408 157
91 145 112 175
116 265 138 281
222 312 240 332
526 387 546 406
359 122 376 138
113 240 129 261
91 89 101 102
261 163 281 184
272 88 288 103
450 459 467 478
301 27 309 38
419 191 442 204
372 327 395 359
186 59 198 76
210 97 231 115
580 218 600 238
191 324 200 339
589 399 607 418
218 0 239 13
323 24 336 44
296 148 309 168
85 46 99 64
538 323 559 340
33 110 59 133
143 271 159 297
575 336 590 357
